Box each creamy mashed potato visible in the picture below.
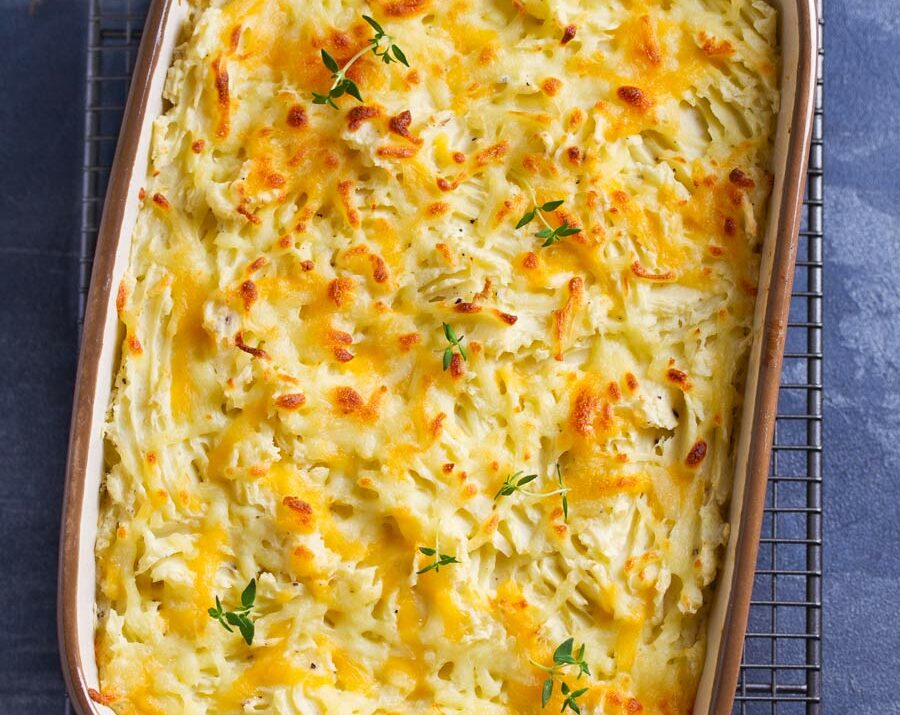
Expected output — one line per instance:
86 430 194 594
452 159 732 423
94 0 780 713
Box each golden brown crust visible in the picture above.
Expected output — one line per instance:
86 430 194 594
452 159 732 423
454 302 482 314
666 368 691 390
570 385 600 436
282 497 314 529
211 55 230 138
347 105 379 131
631 261 676 282
617 85 653 111
685 439 708 467
328 277 355 308
729 168 756 189
449 353 465 378
275 393 307 410
475 141 508 167
552 277 584 360
398 332 420 350
376 145 417 159
88 688 116 705
492 309 518 325
286 104 308 128
240 280 258 311
235 332 269 360
115 281 127 315
383 0 430 17
388 110 422 144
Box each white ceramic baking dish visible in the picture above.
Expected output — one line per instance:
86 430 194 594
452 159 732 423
59 1 818 712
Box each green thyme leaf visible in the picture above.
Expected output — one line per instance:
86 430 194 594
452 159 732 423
494 471 539 500
362 14 384 35
416 541 458 575
440 322 466 370
391 44 409 66
516 208 537 229
542 677 554 708
495 476 517 499
211 596 223 617
224 611 241 627
553 638 574 665
237 617 255 646
321 49 340 73
541 199 564 211
241 578 256 609
557 463 569 521
344 79 363 102
208 578 257 644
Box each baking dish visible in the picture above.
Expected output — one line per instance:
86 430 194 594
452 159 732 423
58 1 818 712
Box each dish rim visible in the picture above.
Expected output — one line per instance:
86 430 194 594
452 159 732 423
58 1 819 712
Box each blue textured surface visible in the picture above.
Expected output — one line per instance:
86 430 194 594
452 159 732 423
0 1 85 712
825 2 900 713
0 0 896 712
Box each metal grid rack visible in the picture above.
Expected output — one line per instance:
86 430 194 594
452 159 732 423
735 0 824 709
75 1 824 712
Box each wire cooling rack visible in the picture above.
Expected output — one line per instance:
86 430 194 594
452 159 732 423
75 1 824 712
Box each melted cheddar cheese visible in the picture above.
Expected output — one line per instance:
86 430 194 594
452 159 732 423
94 0 780 713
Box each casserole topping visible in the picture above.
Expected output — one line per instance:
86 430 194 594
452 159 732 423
95 0 779 712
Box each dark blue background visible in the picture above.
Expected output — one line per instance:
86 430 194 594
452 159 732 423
0 1 896 712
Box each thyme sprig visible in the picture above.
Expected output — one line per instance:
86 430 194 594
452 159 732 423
556 463 569 521
513 174 582 248
531 637 591 711
416 534 460 574
441 322 468 371
517 201 582 247
494 465 570 520
208 578 257 645
536 221 582 248
312 15 409 109
363 15 409 66
494 471 538 500
560 682 591 714
516 199 564 229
